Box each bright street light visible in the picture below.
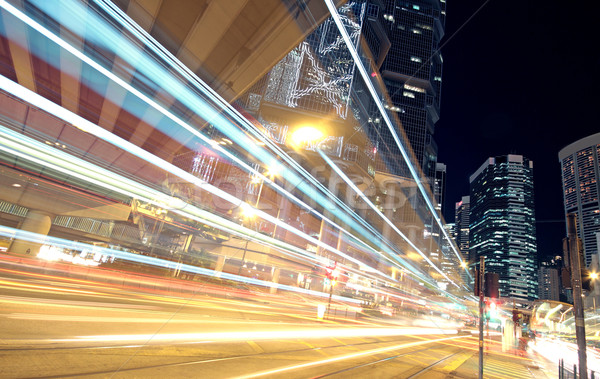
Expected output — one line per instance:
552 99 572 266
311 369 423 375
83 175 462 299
289 126 325 148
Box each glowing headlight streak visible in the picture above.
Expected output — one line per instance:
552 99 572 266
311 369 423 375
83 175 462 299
0 75 384 281
16 0 382 255
323 0 465 268
0 124 331 275
321 151 457 288
73 327 459 344
3 1 399 282
0 278 102 296
234 334 467 379
3 1 463 298
0 225 359 304
0 108 422 308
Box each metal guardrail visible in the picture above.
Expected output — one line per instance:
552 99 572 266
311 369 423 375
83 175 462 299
0 200 28 217
53 216 113 237
559 359 597 379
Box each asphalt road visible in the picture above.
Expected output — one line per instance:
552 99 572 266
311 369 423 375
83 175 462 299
0 263 557 378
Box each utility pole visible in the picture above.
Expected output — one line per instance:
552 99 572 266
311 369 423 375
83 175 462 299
479 256 485 379
566 213 588 379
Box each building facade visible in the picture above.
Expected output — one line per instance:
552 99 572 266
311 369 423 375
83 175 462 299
469 155 538 302
434 162 446 214
454 196 470 258
538 262 560 301
366 0 445 183
559 133 600 266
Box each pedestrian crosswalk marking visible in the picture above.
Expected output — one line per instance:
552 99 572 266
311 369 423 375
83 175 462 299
483 357 535 378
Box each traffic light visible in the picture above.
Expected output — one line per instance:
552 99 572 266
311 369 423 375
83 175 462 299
488 300 497 318
485 273 499 298
325 262 339 285
562 236 594 292
325 266 333 279
473 270 499 298
512 308 521 325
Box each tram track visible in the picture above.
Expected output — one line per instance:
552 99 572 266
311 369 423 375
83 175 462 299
5 334 472 378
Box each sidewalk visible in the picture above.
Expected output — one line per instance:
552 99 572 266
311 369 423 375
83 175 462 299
426 335 558 378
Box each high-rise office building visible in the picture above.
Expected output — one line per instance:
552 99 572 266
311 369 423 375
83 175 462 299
454 196 470 258
538 261 560 301
559 132 600 266
376 0 446 182
469 155 538 302
434 162 446 214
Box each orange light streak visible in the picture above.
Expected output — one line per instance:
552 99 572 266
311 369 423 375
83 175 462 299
234 334 470 378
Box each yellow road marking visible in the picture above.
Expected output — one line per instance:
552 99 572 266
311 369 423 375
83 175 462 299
247 340 264 353
440 352 473 373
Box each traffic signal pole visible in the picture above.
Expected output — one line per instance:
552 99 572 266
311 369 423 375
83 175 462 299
479 256 485 379
566 213 588 378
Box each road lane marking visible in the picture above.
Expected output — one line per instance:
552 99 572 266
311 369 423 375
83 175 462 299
246 340 264 353
233 334 470 379
440 351 473 373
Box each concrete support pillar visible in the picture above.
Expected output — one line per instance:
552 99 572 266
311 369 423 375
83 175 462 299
9 210 53 255
407 224 419 243
214 255 226 277
270 267 280 294
317 171 340 258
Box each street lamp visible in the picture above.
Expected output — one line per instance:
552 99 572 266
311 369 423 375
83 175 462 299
237 167 279 276
237 203 257 276
290 125 325 148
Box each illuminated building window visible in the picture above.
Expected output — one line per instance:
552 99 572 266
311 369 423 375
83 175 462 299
403 91 415 99
410 56 422 63
404 84 425 93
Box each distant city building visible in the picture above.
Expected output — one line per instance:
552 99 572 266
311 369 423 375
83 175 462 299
469 154 538 302
440 222 459 277
559 132 600 266
454 196 470 259
434 163 446 215
538 261 560 301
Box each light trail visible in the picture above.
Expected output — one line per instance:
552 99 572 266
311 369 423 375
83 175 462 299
323 0 465 268
321 150 458 288
234 334 468 379
14 0 398 278
0 78 434 304
71 327 459 344
13 0 457 292
0 0 467 301
0 75 390 287
0 278 104 296
0 225 363 305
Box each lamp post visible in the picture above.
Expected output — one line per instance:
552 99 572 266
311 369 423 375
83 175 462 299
237 167 278 276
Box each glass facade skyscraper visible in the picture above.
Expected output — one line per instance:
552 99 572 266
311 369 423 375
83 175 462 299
559 132 600 266
469 155 538 302
454 196 470 258
376 0 446 182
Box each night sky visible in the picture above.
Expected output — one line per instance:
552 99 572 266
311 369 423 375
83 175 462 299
435 1 600 261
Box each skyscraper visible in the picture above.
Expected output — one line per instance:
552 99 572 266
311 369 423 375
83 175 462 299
434 162 446 214
376 0 446 182
469 155 538 302
538 261 560 301
559 133 600 266
454 196 470 258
